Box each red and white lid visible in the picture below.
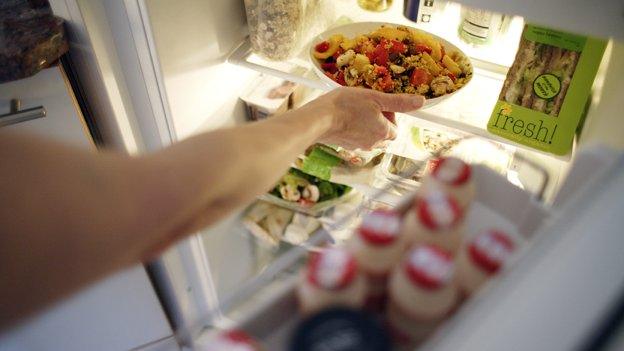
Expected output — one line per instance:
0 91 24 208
416 191 463 230
468 230 515 274
432 157 471 186
404 245 454 290
307 248 357 290
358 209 401 246
202 330 258 351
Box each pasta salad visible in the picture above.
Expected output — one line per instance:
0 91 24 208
312 25 472 98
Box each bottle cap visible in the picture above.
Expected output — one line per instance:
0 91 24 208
416 191 463 230
468 230 515 274
358 209 401 246
200 330 258 351
289 308 391 351
307 248 357 290
432 157 471 186
404 245 454 290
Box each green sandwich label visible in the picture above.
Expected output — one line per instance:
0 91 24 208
488 24 607 156
524 25 586 52
533 74 561 99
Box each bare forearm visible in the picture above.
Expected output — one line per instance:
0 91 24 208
0 87 423 330
0 106 332 328
136 104 334 254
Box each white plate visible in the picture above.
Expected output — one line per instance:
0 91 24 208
308 22 473 108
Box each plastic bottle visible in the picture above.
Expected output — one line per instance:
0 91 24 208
297 247 366 314
349 209 405 310
420 156 475 209
387 244 457 345
455 229 515 295
401 190 465 254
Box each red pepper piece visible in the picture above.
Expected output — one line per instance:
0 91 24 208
332 48 344 60
321 62 338 74
378 74 394 92
374 65 389 76
389 40 407 54
410 68 432 86
336 71 347 86
414 44 432 54
367 44 389 66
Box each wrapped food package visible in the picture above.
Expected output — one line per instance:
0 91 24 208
488 24 606 156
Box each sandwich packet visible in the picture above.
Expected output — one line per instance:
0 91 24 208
487 24 607 156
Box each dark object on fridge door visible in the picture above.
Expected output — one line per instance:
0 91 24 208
404 0 439 24
0 0 69 83
289 308 391 351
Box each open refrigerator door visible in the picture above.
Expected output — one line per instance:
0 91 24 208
62 0 624 350
174 147 624 351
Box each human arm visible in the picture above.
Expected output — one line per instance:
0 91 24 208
0 88 424 329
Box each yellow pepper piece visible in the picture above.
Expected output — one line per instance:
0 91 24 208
421 52 441 75
371 26 408 41
313 35 343 60
340 37 356 51
442 55 461 76
409 30 442 61
427 38 442 61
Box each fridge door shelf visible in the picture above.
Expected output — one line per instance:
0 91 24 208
186 165 549 350
227 37 574 161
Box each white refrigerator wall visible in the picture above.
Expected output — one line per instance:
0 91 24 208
143 0 258 140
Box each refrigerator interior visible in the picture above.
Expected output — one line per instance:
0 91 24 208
132 0 624 347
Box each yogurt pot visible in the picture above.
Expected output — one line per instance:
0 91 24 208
349 209 405 310
401 190 465 254
420 156 475 209
387 244 458 345
455 229 516 295
297 247 366 315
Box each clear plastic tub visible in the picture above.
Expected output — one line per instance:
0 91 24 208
258 189 361 217
243 0 334 61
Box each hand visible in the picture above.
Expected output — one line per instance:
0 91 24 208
303 87 426 150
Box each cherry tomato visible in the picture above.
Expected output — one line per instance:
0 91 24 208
414 44 432 54
321 62 338 74
410 68 432 86
315 41 330 53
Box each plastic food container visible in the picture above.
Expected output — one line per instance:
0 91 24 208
259 189 361 217
244 0 334 61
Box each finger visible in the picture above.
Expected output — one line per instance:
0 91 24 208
386 122 397 140
372 139 392 149
362 90 426 112
382 111 396 124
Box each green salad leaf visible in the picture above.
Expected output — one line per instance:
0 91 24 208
301 146 342 180
271 168 351 203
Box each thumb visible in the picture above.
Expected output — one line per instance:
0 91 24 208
363 90 426 112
